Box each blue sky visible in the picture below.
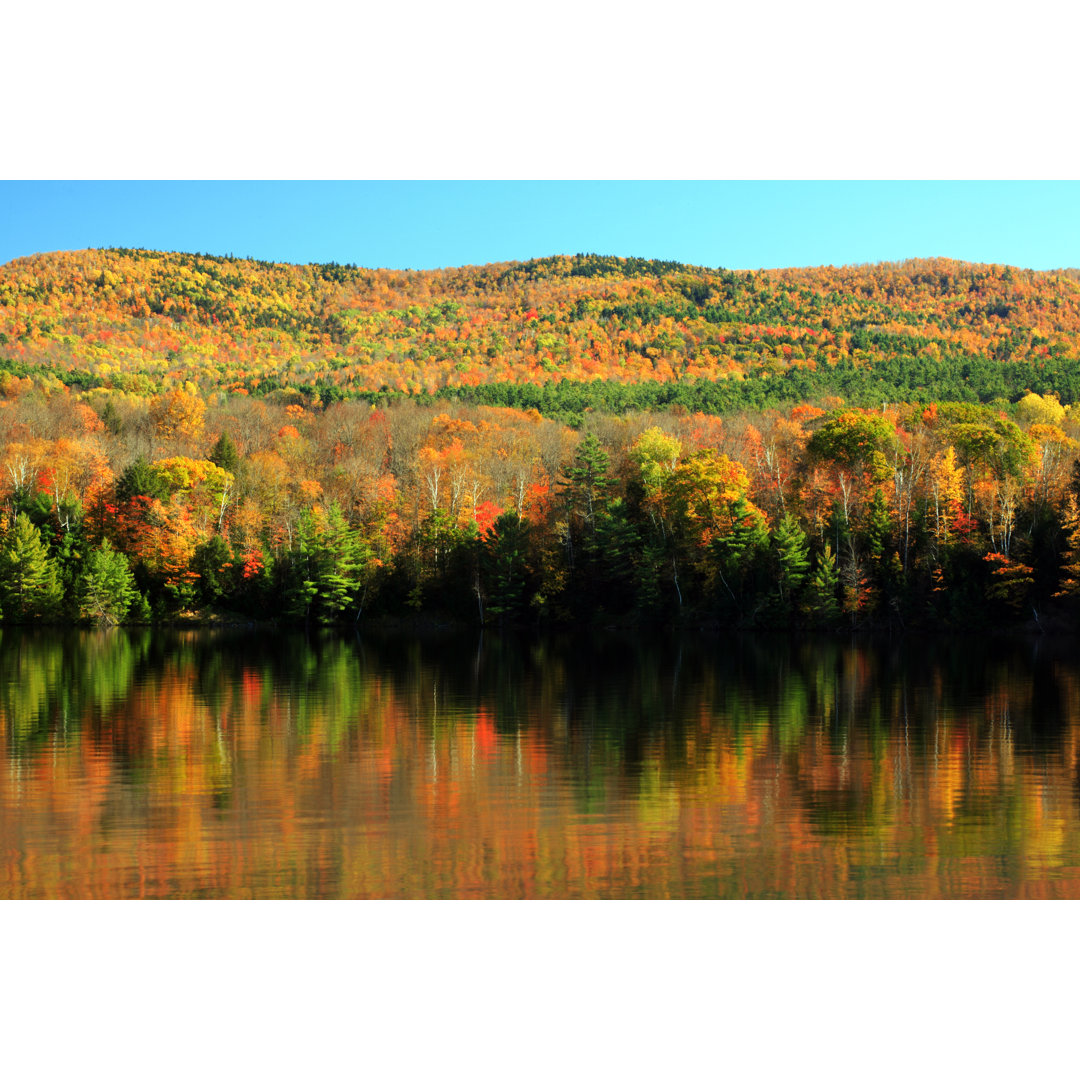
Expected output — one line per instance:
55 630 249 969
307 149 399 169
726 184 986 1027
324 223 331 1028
3 181 1079 273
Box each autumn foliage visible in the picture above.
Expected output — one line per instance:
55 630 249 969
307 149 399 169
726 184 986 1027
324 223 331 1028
3 249 1080 404
1 250 1080 629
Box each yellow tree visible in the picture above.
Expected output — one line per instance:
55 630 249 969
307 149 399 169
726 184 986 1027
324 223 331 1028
149 387 206 445
927 446 965 547
1027 424 1078 528
664 449 766 604
151 457 234 535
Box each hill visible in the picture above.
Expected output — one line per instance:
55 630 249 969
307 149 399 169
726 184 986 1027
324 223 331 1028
3 249 1080 414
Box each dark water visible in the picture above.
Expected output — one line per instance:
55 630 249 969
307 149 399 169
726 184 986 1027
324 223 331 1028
2 627 1080 898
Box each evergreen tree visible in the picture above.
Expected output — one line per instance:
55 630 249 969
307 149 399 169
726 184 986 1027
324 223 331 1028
593 496 639 614
316 502 370 621
116 457 170 503
191 535 234 606
209 432 241 474
712 492 769 618
862 488 892 560
861 488 900 617
482 511 530 624
772 512 811 609
826 499 852 562
559 433 612 612
280 510 320 622
636 536 668 614
76 540 139 625
562 433 611 537
129 592 153 623
807 542 841 625
101 398 123 435
0 513 63 622
54 527 88 611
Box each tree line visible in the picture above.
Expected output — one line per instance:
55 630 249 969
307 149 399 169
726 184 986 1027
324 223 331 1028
3 381 1080 631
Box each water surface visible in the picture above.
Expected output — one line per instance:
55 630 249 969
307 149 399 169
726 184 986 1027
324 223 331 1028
2 628 1079 898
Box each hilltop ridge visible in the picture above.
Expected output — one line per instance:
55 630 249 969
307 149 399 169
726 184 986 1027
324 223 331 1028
2 249 1080 410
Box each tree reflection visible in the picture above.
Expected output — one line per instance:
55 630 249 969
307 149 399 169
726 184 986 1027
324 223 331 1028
2 628 1080 898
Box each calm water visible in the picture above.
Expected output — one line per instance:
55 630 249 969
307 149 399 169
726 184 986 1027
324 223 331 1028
2 627 1080 898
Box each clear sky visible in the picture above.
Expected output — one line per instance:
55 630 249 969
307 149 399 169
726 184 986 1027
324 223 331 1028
3 181 1079 273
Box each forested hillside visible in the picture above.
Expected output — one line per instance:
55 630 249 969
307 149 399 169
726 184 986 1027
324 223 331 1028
4 249 1080 412
2 249 1080 631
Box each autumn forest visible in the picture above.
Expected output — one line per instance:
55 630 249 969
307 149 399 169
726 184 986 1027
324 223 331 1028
3 248 1080 631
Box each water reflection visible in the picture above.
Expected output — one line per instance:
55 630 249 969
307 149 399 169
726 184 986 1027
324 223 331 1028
1 628 1079 898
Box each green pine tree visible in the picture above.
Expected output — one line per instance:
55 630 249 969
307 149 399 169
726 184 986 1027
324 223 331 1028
0 513 63 622
772 512 811 611
559 433 618 613
281 510 320 622
101 398 123 435
712 492 769 616
482 511 530 623
807 542 841 626
862 488 900 618
316 502 370 621
863 488 892 561
209 432 241 475
76 540 138 625
191 536 235 607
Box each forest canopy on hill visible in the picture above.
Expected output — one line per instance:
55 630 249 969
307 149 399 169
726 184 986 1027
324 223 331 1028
3 249 1080 418
2 249 1080 632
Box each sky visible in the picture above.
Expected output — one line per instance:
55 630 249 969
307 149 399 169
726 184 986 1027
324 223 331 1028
3 180 1080 273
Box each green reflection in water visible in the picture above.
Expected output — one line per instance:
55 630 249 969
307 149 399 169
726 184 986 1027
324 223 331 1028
1 628 1079 898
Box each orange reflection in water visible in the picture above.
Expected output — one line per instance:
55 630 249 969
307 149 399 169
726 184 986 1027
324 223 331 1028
2 629 1080 898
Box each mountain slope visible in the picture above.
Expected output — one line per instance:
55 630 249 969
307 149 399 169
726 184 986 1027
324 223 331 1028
2 249 1080 408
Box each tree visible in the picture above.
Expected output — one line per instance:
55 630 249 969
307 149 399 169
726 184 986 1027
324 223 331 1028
711 492 769 617
664 448 765 608
629 426 682 611
315 502 371 621
947 415 1035 552
771 512 811 609
1016 391 1066 428
280 509 320 622
630 426 681 504
0 513 63 621
928 446 965 548
101 398 123 435
806 410 896 482
191 535 235 607
561 433 611 538
984 551 1034 614
592 496 639 614
76 540 139 625
482 510 531 624
862 488 892 559
116 457 170 503
150 387 206 444
860 488 899 617
807 543 841 625
209 432 241 474
151 456 234 535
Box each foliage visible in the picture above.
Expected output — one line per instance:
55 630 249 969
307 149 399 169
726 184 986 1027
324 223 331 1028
0 513 63 621
76 540 139 625
5 249 1080 413
482 511 531 623
3 249 1080 630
